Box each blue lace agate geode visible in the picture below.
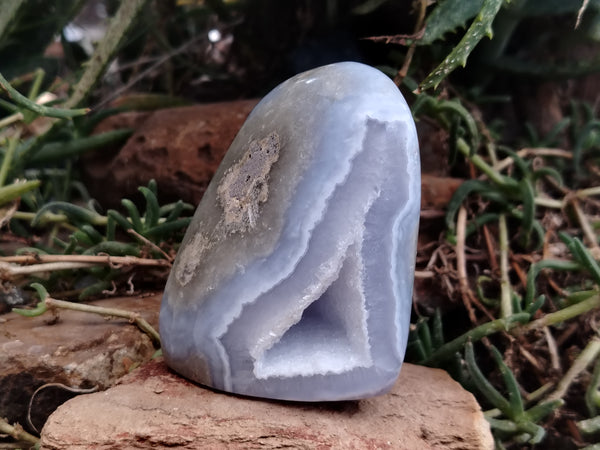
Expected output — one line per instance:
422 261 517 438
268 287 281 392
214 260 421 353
160 62 420 401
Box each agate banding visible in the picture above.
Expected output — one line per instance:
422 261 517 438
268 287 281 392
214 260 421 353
160 61 421 401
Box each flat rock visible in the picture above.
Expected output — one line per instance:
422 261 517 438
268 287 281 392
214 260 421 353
40 358 493 449
0 294 161 431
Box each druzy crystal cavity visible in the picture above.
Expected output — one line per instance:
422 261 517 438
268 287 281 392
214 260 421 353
160 62 420 401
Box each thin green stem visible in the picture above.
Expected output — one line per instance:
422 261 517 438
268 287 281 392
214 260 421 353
548 336 600 401
0 129 20 187
45 297 161 345
523 294 600 332
0 417 39 445
65 0 151 108
534 196 564 209
585 347 600 416
28 68 45 101
12 210 67 224
0 179 40 205
578 185 600 198
0 111 24 128
457 138 509 186
0 73 89 118
421 313 530 365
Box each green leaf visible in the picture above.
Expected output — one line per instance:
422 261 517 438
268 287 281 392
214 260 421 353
524 258 581 306
12 301 47 317
422 313 530 365
0 72 89 118
432 309 445 349
570 238 600 285
144 217 191 239
0 179 40 205
32 201 103 227
420 0 484 46
465 342 513 416
80 224 104 245
490 346 524 416
12 282 49 317
82 241 140 257
79 279 112 300
525 399 563 423
29 129 133 165
160 200 193 221
120 199 143 231
30 282 49 301
445 179 507 232
107 209 133 231
519 178 535 246
420 0 504 91
139 186 160 230
417 318 433 356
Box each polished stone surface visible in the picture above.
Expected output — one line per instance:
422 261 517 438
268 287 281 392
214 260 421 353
160 62 420 401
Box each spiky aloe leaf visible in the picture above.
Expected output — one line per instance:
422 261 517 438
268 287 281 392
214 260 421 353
420 0 504 91
419 0 484 46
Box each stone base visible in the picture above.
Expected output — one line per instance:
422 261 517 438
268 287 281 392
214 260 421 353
40 358 493 449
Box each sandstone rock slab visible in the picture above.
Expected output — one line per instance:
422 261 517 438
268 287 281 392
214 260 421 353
0 294 161 431
40 358 493 449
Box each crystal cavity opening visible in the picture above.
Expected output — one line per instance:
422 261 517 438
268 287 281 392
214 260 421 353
254 244 372 378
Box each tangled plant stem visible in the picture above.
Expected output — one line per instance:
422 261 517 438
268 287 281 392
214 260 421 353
44 297 161 345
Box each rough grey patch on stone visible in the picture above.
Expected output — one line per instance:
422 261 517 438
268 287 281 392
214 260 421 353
160 62 421 401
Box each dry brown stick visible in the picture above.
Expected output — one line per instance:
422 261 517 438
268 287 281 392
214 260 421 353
127 229 173 262
45 297 161 345
488 148 573 176
548 335 600 402
0 261 97 275
544 326 562 372
499 214 512 318
482 224 498 273
0 416 39 445
414 270 435 278
456 206 477 323
0 254 170 266
571 198 600 258
394 0 428 86
27 383 99 433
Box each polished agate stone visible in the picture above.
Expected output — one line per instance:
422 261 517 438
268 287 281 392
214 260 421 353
160 62 420 401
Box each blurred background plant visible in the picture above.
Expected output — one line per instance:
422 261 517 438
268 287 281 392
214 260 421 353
1 0 600 447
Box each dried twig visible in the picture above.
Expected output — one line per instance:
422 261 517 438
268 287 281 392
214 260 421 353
488 148 573 176
0 254 170 266
548 335 600 401
45 297 161 345
499 214 512 318
0 416 38 445
394 0 428 85
457 206 477 323
127 228 173 261
27 383 98 433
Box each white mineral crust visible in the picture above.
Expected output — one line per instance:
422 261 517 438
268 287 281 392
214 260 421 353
160 61 421 401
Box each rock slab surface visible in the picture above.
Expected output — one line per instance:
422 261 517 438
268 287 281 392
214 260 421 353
41 358 493 449
0 294 160 430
